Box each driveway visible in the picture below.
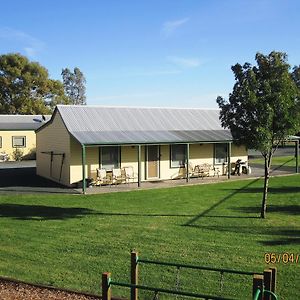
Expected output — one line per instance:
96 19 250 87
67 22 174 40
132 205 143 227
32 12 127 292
0 161 78 194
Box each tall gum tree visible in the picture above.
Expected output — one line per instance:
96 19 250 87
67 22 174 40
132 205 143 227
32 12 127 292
61 67 86 105
217 51 300 218
0 53 69 114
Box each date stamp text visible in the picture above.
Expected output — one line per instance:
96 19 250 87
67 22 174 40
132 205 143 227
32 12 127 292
264 252 299 264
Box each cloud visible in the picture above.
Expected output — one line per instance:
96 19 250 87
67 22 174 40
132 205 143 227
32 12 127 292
167 56 201 68
161 17 189 37
0 27 44 57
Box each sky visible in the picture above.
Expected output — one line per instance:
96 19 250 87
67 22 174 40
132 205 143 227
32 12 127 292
0 0 299 108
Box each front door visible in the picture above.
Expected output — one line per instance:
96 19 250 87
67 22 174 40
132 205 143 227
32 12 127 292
147 145 159 179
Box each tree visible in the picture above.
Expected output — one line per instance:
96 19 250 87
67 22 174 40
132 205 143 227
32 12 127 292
61 67 86 105
216 51 300 218
0 53 69 114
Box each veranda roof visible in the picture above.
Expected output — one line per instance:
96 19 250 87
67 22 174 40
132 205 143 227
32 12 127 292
0 115 50 130
54 105 233 145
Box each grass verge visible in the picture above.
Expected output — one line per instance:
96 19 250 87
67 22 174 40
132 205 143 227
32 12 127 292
0 175 299 299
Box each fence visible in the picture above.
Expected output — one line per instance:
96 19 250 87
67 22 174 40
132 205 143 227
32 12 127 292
102 251 277 300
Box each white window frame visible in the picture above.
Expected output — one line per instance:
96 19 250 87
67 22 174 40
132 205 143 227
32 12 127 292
170 144 186 168
214 143 228 165
100 146 120 171
12 136 26 148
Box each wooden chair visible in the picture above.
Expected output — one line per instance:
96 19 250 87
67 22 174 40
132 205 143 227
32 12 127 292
112 168 127 185
198 163 212 179
123 166 138 184
96 168 112 186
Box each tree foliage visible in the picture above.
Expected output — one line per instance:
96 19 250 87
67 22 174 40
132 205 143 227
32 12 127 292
217 51 300 218
61 67 86 105
0 53 69 114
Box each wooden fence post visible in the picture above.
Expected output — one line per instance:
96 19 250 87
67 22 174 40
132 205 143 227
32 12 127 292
131 251 139 300
263 269 272 300
102 272 112 300
253 274 264 300
269 267 277 293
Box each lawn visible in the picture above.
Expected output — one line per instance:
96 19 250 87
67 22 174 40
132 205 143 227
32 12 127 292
0 175 299 299
250 155 297 168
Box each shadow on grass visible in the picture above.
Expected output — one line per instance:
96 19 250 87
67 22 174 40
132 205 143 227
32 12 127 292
233 205 300 215
183 178 261 226
0 203 196 220
0 204 94 220
226 186 300 194
95 212 194 217
189 225 300 245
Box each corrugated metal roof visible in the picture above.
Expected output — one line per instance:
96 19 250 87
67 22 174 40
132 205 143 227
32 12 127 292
0 115 51 130
56 105 232 145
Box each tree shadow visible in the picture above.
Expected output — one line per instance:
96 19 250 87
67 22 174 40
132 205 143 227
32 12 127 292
0 168 66 188
188 225 300 245
95 212 194 217
0 204 196 221
183 178 261 226
232 205 300 215
0 204 95 220
227 186 300 194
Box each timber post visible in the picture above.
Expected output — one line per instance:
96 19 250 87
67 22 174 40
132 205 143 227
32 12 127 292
252 274 263 300
131 251 139 300
102 272 112 300
269 267 277 294
263 269 272 300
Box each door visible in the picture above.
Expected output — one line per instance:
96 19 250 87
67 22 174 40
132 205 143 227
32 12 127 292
147 145 159 179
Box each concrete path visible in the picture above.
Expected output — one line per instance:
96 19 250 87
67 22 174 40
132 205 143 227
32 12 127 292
0 159 297 195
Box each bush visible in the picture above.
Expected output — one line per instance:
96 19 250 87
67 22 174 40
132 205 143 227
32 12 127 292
12 148 23 161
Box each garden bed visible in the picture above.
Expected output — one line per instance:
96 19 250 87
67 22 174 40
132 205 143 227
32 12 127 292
0 277 100 300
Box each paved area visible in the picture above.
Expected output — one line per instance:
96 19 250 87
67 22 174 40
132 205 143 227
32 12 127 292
79 163 296 194
0 159 297 195
0 162 79 195
0 160 36 169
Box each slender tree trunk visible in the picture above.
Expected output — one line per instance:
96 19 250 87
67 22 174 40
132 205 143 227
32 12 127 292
261 153 272 218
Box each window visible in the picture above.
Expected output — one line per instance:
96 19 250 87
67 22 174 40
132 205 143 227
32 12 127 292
12 136 26 148
101 146 120 170
170 144 186 168
215 143 228 164
0 136 2 148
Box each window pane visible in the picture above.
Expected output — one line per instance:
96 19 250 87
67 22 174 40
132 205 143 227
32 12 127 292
13 136 26 147
171 144 186 168
215 144 227 164
101 146 120 170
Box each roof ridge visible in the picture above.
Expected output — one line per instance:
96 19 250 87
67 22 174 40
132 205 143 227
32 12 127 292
57 105 220 110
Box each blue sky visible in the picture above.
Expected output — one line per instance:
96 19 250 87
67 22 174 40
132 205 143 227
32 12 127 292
0 0 299 108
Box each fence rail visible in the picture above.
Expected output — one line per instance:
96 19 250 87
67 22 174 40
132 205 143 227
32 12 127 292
102 251 277 300
110 279 234 300
138 258 262 276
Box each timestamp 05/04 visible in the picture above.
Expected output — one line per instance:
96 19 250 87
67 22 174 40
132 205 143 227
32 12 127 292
264 252 299 264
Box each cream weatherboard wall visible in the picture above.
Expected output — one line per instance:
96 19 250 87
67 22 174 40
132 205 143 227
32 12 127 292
36 111 71 186
0 130 36 160
36 111 247 186
69 143 147 184
56 140 248 186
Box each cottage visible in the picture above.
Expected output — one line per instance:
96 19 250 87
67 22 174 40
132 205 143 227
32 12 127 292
0 115 50 161
36 105 248 192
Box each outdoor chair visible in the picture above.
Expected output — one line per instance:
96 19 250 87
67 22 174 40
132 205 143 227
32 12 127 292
198 163 213 179
0 152 9 162
188 163 201 178
123 166 138 184
112 168 127 185
96 168 112 186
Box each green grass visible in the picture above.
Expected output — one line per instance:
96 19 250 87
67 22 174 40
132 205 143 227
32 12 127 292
0 175 299 299
250 155 297 167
